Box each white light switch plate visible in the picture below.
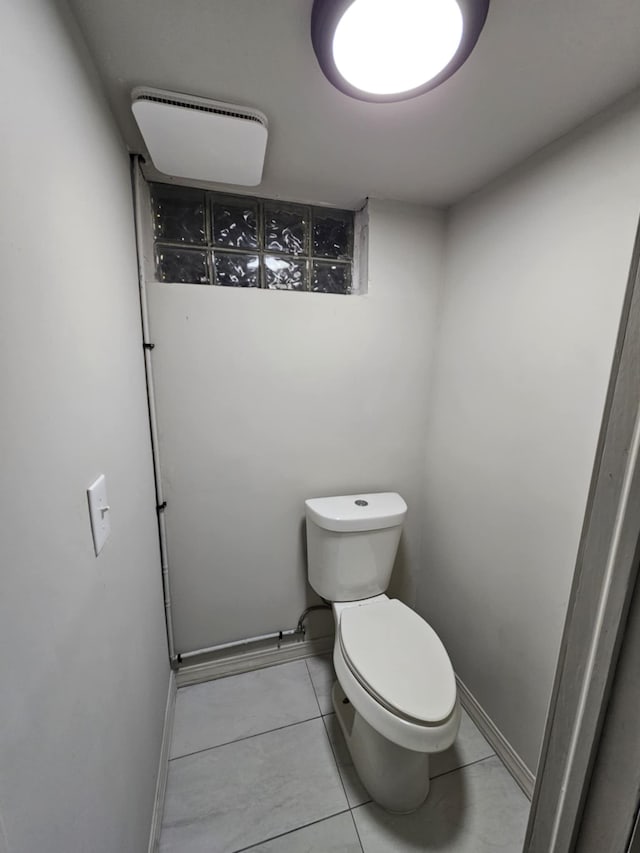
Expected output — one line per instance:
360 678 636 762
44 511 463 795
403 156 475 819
87 474 111 556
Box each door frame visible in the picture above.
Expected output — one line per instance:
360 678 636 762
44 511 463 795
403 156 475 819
571 555 640 852
524 217 640 852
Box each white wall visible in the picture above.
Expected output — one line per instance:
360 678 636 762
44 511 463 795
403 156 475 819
0 2 169 852
147 200 445 652
418 98 640 774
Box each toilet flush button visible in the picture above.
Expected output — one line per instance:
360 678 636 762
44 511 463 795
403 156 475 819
355 499 369 506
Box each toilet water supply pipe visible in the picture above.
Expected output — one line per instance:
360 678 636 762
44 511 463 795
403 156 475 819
175 604 332 663
176 630 299 663
132 155 177 664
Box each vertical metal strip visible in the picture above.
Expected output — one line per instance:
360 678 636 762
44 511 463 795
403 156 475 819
131 156 177 663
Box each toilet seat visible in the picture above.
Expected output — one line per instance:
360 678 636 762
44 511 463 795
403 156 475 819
338 599 457 724
332 596 461 752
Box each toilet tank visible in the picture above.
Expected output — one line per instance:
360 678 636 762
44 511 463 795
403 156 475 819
305 493 408 602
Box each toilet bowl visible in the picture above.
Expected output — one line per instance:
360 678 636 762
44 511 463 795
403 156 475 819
331 596 460 812
304 492 460 813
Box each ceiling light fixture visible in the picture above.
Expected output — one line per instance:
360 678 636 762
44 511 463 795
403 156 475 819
311 0 490 103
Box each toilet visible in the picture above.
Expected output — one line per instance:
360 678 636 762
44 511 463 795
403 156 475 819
305 491 461 813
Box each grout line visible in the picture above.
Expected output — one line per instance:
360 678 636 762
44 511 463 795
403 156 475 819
347 756 500 820
349 808 366 853
230 808 353 853
304 657 327 717
321 713 357 810
430 753 497 782
321 707 373 810
430 751 496 780
169 714 323 762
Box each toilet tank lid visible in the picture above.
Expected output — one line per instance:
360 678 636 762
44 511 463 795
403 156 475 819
305 492 407 532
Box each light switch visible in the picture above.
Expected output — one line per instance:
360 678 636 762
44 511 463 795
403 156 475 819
87 474 111 556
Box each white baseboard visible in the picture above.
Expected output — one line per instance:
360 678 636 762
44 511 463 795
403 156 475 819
456 676 535 800
176 634 334 688
148 671 177 853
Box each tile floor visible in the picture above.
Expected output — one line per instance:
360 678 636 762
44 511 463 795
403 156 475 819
160 656 530 853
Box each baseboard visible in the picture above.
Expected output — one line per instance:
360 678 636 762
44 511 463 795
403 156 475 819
148 671 177 853
176 634 334 688
456 675 535 800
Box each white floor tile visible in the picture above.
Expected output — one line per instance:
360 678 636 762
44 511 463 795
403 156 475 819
170 660 320 758
430 708 495 778
306 654 335 715
240 812 362 852
160 718 348 853
352 756 529 853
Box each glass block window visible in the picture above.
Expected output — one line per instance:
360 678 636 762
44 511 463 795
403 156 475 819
151 183 354 294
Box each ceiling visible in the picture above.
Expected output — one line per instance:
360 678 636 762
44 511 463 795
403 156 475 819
67 0 640 208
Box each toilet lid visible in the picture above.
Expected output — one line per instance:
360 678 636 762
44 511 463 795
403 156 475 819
339 599 456 724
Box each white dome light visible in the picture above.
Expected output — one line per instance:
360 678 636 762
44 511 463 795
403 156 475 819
332 0 464 96
311 0 489 103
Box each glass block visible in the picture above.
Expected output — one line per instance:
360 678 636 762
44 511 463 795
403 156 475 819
212 199 258 249
214 252 260 287
156 247 209 284
151 185 206 244
311 261 352 294
264 203 308 255
312 209 353 259
264 255 308 291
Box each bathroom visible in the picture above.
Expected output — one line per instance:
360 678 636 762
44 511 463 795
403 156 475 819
2 0 640 851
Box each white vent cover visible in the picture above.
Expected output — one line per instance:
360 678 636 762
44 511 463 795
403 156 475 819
131 87 268 186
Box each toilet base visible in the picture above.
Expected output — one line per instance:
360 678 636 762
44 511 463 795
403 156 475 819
332 681 430 813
